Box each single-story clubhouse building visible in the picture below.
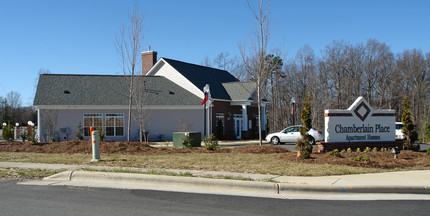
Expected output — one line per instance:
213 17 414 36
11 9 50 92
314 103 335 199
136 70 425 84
34 51 268 142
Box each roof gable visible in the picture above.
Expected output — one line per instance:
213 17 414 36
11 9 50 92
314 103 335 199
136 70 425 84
162 58 239 100
222 82 256 101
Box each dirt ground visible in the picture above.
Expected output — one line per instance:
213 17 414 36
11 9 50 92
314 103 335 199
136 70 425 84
1 140 430 169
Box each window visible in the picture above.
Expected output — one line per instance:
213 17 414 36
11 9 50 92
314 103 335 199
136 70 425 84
216 113 225 127
105 114 124 137
83 114 103 136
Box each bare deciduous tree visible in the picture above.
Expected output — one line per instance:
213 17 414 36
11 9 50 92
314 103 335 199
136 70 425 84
132 78 151 142
6 91 22 124
40 109 58 142
115 5 144 141
240 0 282 145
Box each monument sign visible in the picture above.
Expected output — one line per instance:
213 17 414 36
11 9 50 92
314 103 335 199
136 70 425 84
325 96 395 143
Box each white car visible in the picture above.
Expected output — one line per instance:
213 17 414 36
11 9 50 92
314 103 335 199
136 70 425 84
265 125 324 145
396 122 405 140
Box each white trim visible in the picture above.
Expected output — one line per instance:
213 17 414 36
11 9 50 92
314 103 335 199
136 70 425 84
146 58 205 99
35 105 203 110
230 101 252 106
105 113 125 137
242 104 248 132
83 113 103 137
145 58 165 76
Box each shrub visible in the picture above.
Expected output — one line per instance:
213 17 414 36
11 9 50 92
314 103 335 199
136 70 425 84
372 147 378 152
352 155 370 162
402 97 418 149
202 134 218 150
364 147 371 152
182 135 193 148
96 126 105 141
31 134 38 145
300 150 310 159
76 122 84 140
20 130 27 142
347 148 352 153
419 122 430 143
328 149 341 157
356 148 361 152
340 149 346 153
295 139 311 158
427 148 430 156
2 123 14 140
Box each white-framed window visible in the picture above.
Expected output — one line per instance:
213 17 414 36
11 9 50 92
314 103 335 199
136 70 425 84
105 113 124 137
83 113 103 136
216 113 225 127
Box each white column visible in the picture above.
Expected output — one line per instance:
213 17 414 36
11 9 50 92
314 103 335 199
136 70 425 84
206 106 211 136
37 108 41 142
242 104 248 131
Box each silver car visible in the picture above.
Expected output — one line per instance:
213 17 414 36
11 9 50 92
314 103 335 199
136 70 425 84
265 125 324 145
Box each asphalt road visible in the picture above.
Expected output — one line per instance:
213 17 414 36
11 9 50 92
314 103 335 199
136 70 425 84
1 179 429 216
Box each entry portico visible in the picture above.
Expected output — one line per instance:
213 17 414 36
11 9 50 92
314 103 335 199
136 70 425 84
144 53 268 140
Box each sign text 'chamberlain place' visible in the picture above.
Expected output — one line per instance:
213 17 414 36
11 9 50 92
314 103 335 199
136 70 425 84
324 97 395 143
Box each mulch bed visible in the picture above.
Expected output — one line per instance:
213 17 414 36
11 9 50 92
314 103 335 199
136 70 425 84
0 140 288 155
277 149 430 169
1 140 429 169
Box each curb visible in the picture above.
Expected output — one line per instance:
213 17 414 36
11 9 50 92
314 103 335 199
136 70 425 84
45 171 279 195
44 171 430 196
278 184 430 195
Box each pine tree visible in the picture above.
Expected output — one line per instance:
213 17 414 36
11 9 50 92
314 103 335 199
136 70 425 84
401 96 418 149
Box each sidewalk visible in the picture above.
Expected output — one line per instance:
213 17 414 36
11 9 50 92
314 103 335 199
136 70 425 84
2 162 430 200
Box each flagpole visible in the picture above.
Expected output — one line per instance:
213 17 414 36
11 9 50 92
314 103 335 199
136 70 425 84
204 91 207 137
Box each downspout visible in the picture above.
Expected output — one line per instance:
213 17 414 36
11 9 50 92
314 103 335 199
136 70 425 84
37 108 41 142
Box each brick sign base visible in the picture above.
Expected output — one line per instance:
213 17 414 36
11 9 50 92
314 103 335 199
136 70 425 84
317 140 404 153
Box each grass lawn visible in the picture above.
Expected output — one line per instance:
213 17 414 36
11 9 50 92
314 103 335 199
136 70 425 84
0 151 412 176
0 167 66 179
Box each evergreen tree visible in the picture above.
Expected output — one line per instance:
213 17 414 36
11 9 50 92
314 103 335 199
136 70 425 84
295 92 313 158
2 122 14 140
401 96 418 149
420 122 430 143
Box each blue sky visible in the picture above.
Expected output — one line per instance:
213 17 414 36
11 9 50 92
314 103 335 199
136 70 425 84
1 0 429 106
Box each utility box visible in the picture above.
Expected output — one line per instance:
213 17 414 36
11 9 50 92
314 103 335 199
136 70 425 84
173 132 201 147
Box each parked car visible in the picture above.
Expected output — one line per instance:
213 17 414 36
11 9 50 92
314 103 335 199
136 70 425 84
265 125 324 145
396 122 405 140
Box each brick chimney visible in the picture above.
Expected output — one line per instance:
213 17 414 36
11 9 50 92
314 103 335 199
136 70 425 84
141 51 157 75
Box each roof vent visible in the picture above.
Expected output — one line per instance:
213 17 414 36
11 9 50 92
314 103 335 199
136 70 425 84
64 90 70 94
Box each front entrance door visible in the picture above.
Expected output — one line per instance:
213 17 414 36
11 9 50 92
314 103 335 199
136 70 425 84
234 115 243 139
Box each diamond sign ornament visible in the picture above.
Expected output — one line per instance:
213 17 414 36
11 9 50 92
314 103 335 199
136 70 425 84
354 102 371 121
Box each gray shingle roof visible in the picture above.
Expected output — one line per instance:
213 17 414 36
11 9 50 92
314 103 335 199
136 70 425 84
34 74 202 106
222 82 256 101
163 58 239 100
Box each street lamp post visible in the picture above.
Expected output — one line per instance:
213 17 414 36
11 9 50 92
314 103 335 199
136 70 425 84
291 97 296 126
